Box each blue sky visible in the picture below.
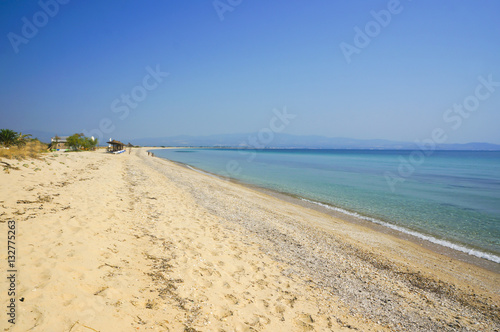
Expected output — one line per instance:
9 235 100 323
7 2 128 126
1 0 499 144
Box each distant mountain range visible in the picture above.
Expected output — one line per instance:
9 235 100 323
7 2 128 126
22 130 500 150
130 133 500 151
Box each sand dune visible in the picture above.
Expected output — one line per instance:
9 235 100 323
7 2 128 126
1 148 498 331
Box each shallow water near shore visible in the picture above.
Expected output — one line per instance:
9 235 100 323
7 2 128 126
154 148 500 263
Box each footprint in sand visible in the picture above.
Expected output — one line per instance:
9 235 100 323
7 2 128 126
101 251 111 259
43 247 59 259
198 266 221 278
294 313 315 331
62 293 77 306
231 266 246 281
224 294 239 305
275 303 286 316
195 276 213 288
35 269 53 288
65 249 76 258
213 307 233 321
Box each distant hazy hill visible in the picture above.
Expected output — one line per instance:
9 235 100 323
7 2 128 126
22 130 59 144
16 130 500 150
132 133 500 151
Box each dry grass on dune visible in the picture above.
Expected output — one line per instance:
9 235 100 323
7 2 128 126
0 140 48 160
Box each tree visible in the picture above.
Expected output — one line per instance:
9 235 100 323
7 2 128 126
0 129 19 147
66 133 84 150
66 133 98 151
81 136 98 150
15 133 32 148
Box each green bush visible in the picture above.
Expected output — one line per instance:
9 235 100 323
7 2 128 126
66 133 99 151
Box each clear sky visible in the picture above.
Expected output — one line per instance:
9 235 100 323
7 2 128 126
1 0 499 144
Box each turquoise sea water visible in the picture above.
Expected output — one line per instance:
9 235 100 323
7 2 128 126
154 148 500 263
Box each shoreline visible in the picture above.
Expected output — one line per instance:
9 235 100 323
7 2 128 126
2 148 499 330
143 149 500 328
150 149 500 274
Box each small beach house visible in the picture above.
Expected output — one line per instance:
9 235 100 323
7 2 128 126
106 139 125 153
50 136 69 150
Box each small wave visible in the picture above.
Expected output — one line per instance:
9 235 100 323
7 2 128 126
301 198 500 264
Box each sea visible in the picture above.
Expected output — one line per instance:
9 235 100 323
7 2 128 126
153 148 500 264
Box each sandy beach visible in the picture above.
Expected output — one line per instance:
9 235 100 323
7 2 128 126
1 148 499 331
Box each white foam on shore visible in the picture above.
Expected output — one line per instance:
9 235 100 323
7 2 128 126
301 198 500 264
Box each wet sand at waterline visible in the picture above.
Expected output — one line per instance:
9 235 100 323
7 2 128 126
1 148 498 331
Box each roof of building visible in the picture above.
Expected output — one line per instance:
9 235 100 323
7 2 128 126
106 140 124 145
51 136 69 142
